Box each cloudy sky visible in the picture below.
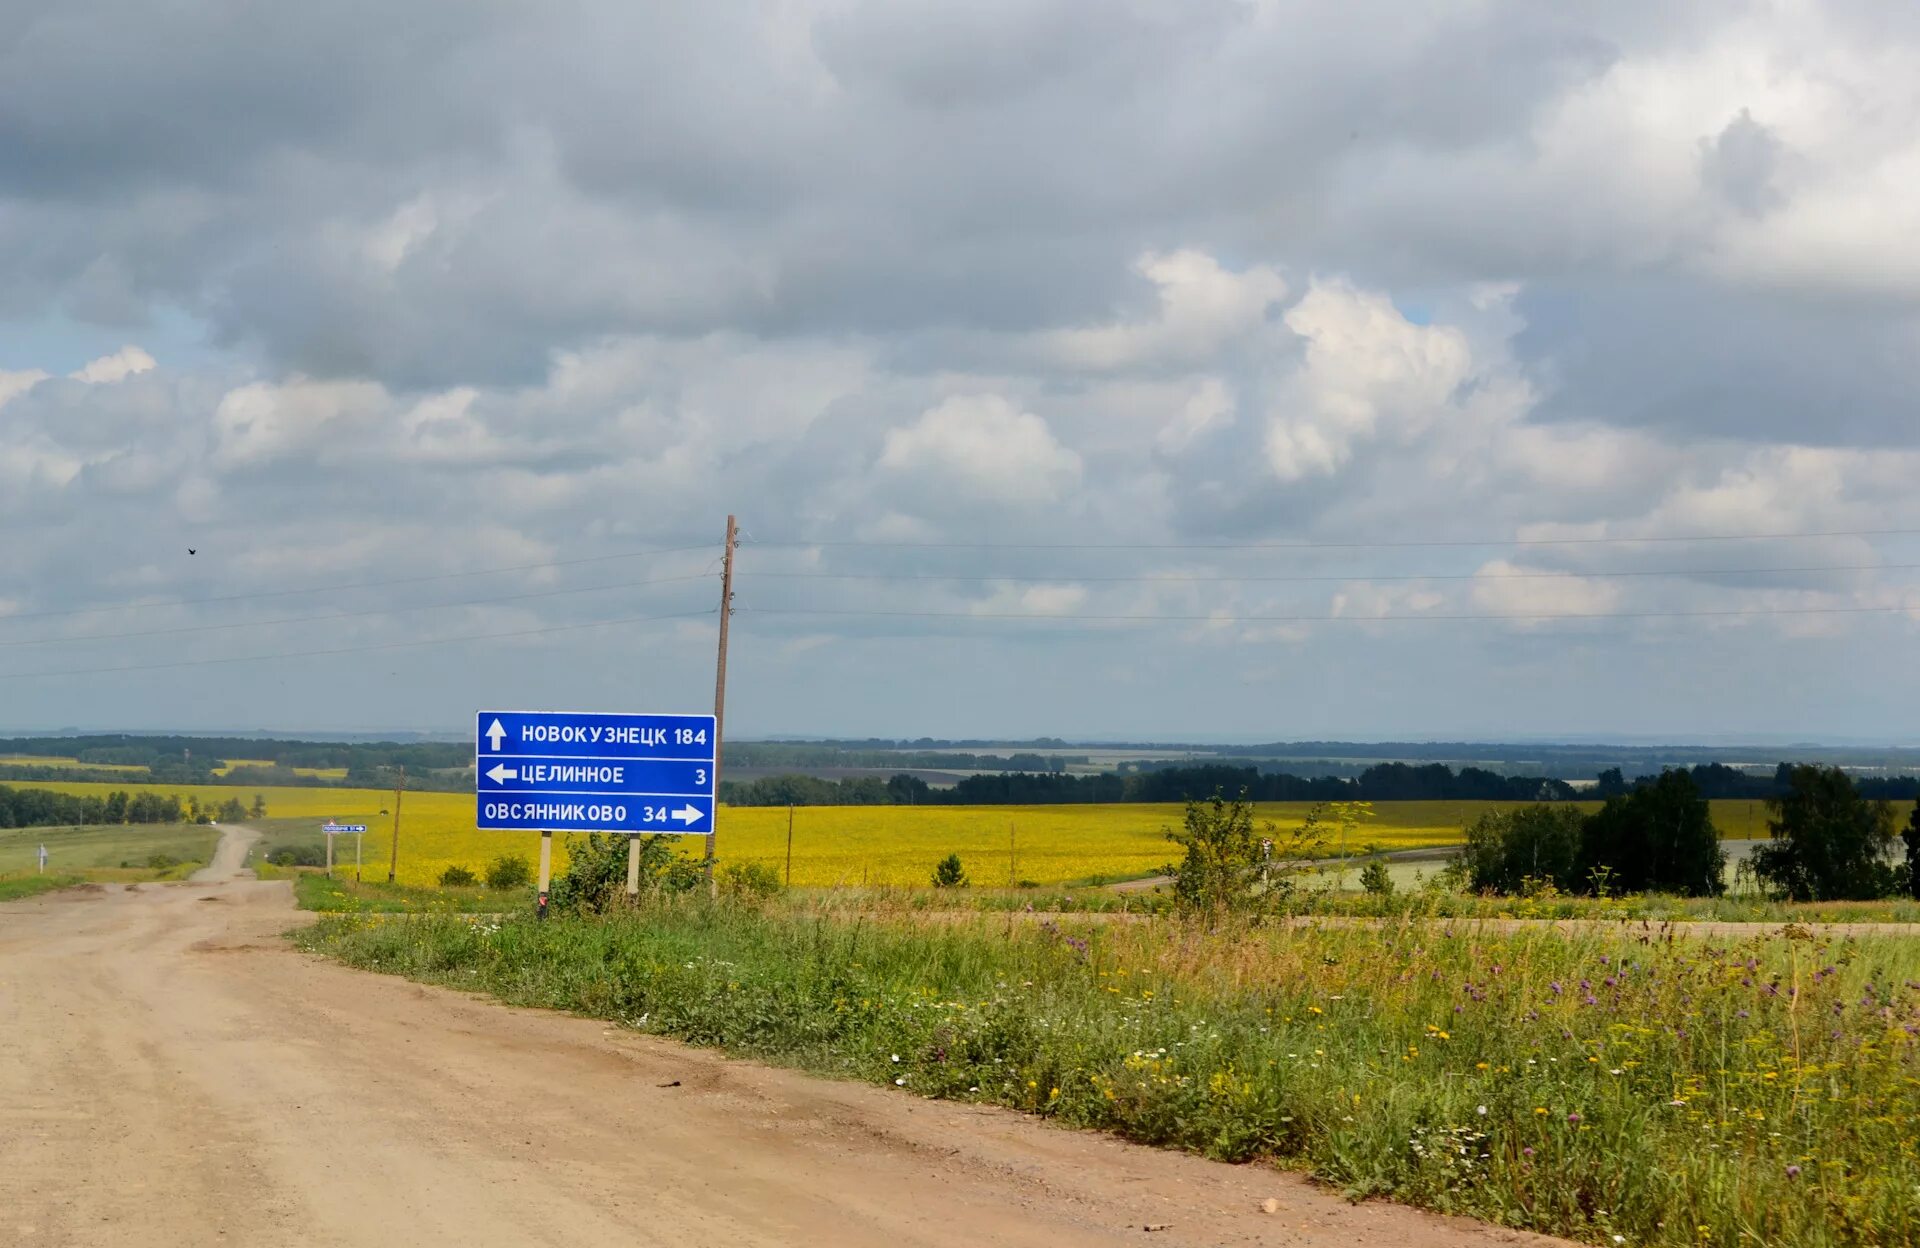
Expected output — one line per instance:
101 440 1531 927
4 0 1920 742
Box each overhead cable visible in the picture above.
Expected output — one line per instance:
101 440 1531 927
0 609 717 682
0 543 717 625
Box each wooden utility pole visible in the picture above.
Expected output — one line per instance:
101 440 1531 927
386 765 405 883
705 514 737 895
537 830 553 920
785 804 795 887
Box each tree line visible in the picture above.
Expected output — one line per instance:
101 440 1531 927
722 759 1920 808
0 785 264 830
1464 765 1920 901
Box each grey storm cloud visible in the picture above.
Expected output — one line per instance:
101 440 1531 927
3 0 1920 739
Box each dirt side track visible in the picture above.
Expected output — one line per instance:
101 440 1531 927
0 876 1572 1248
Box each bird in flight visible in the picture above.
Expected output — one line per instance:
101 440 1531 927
187 548 196 555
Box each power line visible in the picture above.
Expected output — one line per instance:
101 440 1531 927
742 602 1920 625
0 608 718 682
748 526 1920 552
748 561 1920 587
0 542 718 626
0 574 714 650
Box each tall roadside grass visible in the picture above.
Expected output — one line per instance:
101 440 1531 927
299 903 1920 1246
0 874 85 902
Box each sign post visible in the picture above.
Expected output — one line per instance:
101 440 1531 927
321 822 369 881
475 710 719 916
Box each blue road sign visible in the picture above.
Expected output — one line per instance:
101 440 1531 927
322 822 368 834
475 710 717 835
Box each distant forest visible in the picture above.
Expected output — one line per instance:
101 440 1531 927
4 733 1919 808
0 734 473 790
721 761 1920 807
0 783 259 830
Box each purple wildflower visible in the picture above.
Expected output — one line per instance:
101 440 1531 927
1786 1165 1801 1179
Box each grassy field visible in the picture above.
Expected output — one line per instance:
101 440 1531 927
0 822 220 881
3 779 1779 888
303 898 1920 1247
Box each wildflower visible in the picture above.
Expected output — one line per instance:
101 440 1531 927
1522 1147 1535 1157
890 1054 901 1063
1567 1112 1582 1124
1476 1105 1488 1116
1786 1165 1801 1178
894 1077 906 1086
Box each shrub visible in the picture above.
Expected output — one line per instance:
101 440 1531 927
1358 858 1394 897
719 860 783 902
484 854 533 890
549 833 701 914
438 864 479 887
931 853 969 889
266 843 324 867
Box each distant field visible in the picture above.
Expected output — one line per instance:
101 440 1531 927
0 755 149 773
211 759 348 779
4 778 1777 888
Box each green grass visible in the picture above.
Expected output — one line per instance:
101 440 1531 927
301 898 1920 1247
0 822 219 879
291 872 522 914
0 874 86 902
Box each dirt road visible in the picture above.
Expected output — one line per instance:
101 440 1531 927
188 821 261 882
0 862 1568 1247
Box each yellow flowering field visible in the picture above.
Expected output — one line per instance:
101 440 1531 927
212 759 348 779
0 755 149 772
4 779 1773 887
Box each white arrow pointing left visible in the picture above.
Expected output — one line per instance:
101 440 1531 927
673 804 702 826
486 763 518 785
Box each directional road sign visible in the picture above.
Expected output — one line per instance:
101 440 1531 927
322 822 368 834
475 710 717 835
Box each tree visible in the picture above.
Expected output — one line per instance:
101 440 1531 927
250 794 267 819
1460 805 1585 895
1164 791 1326 914
1750 765 1900 900
1593 768 1630 798
1904 799 1920 900
886 773 930 805
1577 769 1725 896
930 853 969 888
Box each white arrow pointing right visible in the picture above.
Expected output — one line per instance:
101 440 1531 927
673 804 702 826
484 718 506 751
486 763 518 785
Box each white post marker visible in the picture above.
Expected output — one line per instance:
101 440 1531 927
38 843 48 874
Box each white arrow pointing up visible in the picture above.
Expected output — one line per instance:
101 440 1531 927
486 763 518 785
484 718 506 751
673 804 702 826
